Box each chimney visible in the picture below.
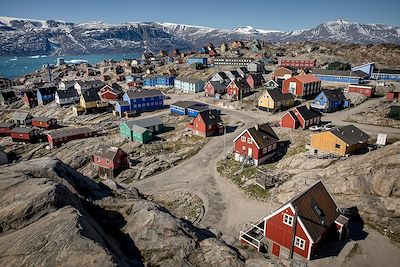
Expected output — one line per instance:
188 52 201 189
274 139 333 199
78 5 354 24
255 123 259 131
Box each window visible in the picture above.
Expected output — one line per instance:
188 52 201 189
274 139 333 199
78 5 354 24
106 160 110 165
97 156 100 162
263 147 268 154
241 136 246 142
247 138 252 144
335 144 341 149
294 237 305 250
283 213 294 226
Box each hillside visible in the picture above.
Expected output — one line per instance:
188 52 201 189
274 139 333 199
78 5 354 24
0 16 399 56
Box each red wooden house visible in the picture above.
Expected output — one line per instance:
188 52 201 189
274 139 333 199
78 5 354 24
233 123 280 166
204 81 228 97
281 106 321 130
11 127 40 143
47 127 96 148
347 84 375 98
32 117 58 129
100 84 124 102
386 91 400 101
239 181 349 260
227 79 251 101
187 109 222 137
282 74 321 98
23 90 38 108
92 145 129 178
0 122 15 136
246 73 265 89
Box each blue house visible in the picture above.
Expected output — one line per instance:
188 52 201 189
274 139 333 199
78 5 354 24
312 69 368 84
170 101 208 117
187 57 208 66
143 76 175 87
37 86 57 105
115 100 131 115
311 89 350 113
156 76 175 86
121 89 165 112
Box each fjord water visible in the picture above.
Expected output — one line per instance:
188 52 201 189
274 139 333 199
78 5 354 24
0 53 142 79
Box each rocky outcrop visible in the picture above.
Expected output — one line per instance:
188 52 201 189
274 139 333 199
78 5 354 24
0 158 249 266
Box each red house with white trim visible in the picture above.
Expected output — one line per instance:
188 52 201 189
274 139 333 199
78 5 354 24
233 123 280 166
281 106 321 129
282 74 321 98
92 145 129 178
100 83 124 103
347 84 375 98
239 181 349 260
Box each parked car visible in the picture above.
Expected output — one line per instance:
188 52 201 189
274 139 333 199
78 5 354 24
309 125 322 131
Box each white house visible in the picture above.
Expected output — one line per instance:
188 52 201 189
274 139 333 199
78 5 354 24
55 88 80 106
174 78 205 94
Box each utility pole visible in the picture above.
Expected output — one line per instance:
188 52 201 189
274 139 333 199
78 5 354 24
289 206 298 259
223 124 226 158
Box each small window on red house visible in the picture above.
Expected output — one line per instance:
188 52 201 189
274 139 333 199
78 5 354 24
241 136 246 142
283 213 294 226
106 160 110 165
294 237 305 250
247 138 253 144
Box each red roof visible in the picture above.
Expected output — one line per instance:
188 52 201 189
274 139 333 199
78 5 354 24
294 74 320 84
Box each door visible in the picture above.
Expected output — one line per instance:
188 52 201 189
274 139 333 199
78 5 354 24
248 148 253 157
272 243 280 257
289 82 296 95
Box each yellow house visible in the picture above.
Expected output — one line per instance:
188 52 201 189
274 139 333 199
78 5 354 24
310 125 369 156
258 88 295 111
80 90 109 111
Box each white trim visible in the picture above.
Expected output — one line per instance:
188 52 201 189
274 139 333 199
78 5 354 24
294 236 306 250
233 129 261 149
283 213 294 226
263 203 292 222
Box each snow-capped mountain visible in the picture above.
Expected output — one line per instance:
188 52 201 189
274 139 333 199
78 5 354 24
0 17 399 56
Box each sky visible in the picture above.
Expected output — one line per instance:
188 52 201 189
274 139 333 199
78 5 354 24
1 0 399 31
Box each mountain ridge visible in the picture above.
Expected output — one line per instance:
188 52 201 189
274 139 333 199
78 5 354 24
0 16 399 56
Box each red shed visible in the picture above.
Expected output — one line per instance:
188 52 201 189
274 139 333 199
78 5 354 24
282 74 321 98
47 127 96 148
227 79 251 101
281 106 321 129
240 181 349 260
386 91 400 101
233 123 280 166
187 109 222 137
0 122 15 136
92 145 129 178
11 127 40 143
347 84 375 98
32 117 58 129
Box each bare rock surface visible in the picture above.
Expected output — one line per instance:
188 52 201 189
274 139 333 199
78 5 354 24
0 158 252 266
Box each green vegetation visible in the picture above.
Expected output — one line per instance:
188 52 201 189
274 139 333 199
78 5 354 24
345 243 362 261
365 222 400 244
216 158 269 200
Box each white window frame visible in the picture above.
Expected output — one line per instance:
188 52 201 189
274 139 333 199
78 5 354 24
247 138 253 144
283 213 294 227
294 236 306 250
241 136 246 142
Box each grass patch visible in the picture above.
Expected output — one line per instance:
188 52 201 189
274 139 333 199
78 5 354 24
284 143 307 158
364 222 400 244
345 243 362 261
216 158 269 200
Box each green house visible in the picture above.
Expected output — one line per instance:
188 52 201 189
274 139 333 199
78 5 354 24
119 116 164 144
389 105 400 120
